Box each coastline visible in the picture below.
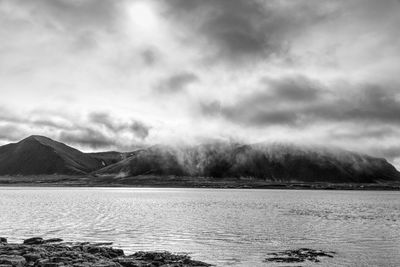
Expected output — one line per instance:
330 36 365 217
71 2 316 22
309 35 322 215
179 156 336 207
0 237 211 267
0 175 399 190
0 238 337 266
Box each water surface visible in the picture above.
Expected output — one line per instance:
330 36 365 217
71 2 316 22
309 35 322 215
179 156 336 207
0 187 399 266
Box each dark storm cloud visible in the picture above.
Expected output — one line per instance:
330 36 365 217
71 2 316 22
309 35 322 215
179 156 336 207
59 127 116 149
329 127 399 140
155 72 199 93
130 122 149 140
202 101 300 126
261 76 322 102
163 0 335 63
141 48 159 66
0 124 26 141
0 109 69 131
377 146 400 160
201 75 324 126
309 85 400 125
201 76 400 127
13 0 122 31
89 113 118 131
30 119 72 130
0 0 125 52
0 108 74 130
89 112 150 140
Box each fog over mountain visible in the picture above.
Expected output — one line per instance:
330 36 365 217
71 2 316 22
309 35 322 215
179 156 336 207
1 0 400 168
1 136 399 183
94 142 400 183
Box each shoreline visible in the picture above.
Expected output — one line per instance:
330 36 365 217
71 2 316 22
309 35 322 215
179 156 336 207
0 237 212 267
0 175 399 190
0 238 339 266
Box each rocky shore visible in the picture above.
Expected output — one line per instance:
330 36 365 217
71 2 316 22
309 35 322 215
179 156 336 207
0 237 212 267
264 248 335 263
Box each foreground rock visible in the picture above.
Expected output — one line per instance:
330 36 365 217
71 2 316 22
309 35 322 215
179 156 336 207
0 237 212 267
264 248 335 263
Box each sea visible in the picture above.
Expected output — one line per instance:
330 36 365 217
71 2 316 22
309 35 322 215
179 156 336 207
0 187 399 266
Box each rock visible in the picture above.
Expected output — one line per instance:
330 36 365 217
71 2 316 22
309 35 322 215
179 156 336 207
0 238 7 244
113 258 141 267
264 248 335 263
91 243 113 247
92 262 120 267
86 246 124 258
50 257 72 263
43 263 64 267
22 253 41 262
0 255 27 267
23 237 44 245
127 251 212 266
0 238 212 267
44 238 63 244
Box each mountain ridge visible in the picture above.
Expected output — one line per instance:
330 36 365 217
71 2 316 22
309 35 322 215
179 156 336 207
0 135 399 183
0 135 102 175
93 142 400 183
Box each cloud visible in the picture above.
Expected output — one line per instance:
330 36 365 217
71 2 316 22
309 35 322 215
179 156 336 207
0 107 25 124
0 124 26 141
378 146 400 161
262 76 322 102
0 108 151 150
59 127 116 149
329 126 399 140
155 72 199 93
10 0 123 31
130 122 150 140
30 118 74 130
141 48 159 66
0 0 126 56
304 84 400 125
0 108 74 130
162 0 336 64
88 112 150 140
201 76 400 127
200 75 325 126
1 0 400 167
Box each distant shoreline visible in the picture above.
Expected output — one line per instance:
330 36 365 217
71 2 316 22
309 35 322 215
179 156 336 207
0 175 399 190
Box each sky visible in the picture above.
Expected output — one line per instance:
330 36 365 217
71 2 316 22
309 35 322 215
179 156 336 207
1 0 400 166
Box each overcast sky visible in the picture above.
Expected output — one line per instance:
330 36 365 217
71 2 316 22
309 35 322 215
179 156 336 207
1 0 400 166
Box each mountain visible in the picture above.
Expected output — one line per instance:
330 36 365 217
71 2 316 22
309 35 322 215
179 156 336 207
86 151 141 167
93 146 185 177
0 135 102 175
94 143 400 183
86 151 124 167
0 136 399 183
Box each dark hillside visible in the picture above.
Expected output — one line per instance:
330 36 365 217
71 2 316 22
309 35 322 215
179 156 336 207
94 143 400 183
0 135 102 175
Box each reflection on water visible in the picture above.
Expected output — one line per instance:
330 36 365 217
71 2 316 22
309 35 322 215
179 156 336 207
0 188 399 266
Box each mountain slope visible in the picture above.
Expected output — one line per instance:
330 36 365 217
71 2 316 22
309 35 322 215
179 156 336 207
86 151 123 167
1 136 399 182
93 146 185 177
94 143 400 183
0 135 102 175
86 151 142 167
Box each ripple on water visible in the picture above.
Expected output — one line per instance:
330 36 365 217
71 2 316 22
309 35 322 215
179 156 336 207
0 188 399 266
